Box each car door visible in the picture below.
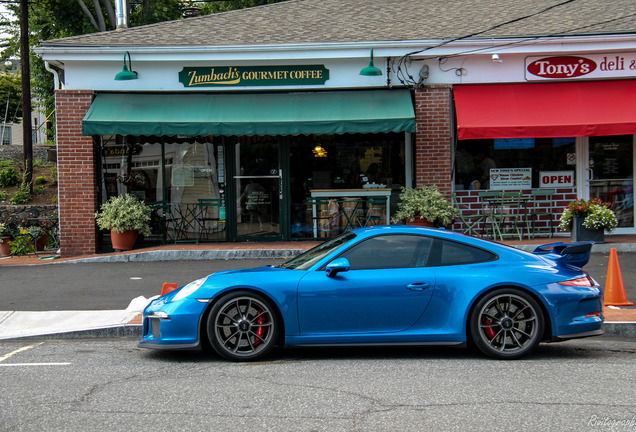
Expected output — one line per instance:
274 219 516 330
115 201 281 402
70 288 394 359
297 234 436 335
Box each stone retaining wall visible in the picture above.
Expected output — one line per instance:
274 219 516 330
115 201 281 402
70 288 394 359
0 205 58 225
0 146 53 164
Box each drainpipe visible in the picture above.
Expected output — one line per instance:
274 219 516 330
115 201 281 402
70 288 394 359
44 61 63 90
115 0 128 29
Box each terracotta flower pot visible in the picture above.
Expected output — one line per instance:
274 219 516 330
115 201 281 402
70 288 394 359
405 217 435 227
36 235 48 251
110 229 139 252
0 236 11 257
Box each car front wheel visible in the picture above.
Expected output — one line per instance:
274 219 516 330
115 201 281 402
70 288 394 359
470 288 544 360
207 291 278 361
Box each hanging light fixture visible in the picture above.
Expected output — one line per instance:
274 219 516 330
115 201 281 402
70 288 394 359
114 51 138 81
312 145 327 157
359 47 382 76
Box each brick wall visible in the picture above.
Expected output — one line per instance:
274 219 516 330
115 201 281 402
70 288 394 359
55 89 97 257
413 85 453 196
453 188 577 237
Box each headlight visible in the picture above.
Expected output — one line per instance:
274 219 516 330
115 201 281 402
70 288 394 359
172 277 207 302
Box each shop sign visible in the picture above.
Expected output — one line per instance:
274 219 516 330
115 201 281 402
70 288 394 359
179 65 329 87
525 53 636 80
489 168 532 190
540 170 574 187
102 144 143 157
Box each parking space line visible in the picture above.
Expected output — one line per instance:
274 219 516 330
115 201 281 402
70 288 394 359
0 342 44 362
0 362 71 367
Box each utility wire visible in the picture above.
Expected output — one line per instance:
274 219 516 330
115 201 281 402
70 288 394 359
393 0 584 86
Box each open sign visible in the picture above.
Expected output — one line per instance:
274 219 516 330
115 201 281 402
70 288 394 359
540 171 574 187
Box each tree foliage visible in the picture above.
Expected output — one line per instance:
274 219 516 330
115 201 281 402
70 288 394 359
198 0 288 14
0 72 23 123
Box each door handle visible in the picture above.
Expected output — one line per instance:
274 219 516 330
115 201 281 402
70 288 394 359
407 282 431 291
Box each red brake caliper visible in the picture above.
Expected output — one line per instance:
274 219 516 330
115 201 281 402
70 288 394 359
254 310 265 346
484 317 496 340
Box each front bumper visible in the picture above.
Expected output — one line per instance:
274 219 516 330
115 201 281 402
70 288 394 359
139 297 209 350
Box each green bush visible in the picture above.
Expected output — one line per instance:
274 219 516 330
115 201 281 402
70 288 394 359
0 158 14 168
49 165 57 185
0 190 7 202
35 176 47 185
34 185 46 195
10 189 31 204
0 166 20 187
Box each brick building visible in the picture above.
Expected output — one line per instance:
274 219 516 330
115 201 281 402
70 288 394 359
35 0 636 256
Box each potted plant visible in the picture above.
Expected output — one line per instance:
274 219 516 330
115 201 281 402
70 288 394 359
559 197 617 243
0 222 10 257
95 194 152 251
391 185 457 227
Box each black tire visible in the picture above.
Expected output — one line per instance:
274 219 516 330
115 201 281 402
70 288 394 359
469 288 544 360
207 291 279 362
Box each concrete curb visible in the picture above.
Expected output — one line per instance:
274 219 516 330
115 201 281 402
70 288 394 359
51 248 308 264
4 325 143 340
47 243 636 265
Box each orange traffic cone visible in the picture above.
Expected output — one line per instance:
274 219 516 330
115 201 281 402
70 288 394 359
604 248 633 306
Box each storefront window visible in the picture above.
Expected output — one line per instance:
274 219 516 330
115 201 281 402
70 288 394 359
454 138 576 190
99 135 225 244
289 132 406 238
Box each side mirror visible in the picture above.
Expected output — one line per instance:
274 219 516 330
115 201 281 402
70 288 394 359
325 258 350 278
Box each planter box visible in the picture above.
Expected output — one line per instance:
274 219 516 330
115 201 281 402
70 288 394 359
571 216 604 243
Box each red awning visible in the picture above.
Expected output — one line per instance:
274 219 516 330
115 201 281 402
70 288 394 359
454 80 636 140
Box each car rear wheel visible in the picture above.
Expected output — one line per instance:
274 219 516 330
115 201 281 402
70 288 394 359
207 291 278 362
470 288 544 360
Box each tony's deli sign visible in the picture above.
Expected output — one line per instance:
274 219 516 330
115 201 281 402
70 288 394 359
525 53 636 80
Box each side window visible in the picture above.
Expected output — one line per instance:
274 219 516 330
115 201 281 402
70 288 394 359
339 234 433 270
429 239 496 266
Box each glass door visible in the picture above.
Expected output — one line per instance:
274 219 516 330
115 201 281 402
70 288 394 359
234 137 282 239
588 135 634 228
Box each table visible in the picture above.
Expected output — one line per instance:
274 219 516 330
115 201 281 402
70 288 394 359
309 189 392 238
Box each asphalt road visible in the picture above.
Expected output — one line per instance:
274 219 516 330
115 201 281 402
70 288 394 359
0 252 634 311
1 337 635 431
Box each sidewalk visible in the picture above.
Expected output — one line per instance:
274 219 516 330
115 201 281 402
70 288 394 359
1 234 635 341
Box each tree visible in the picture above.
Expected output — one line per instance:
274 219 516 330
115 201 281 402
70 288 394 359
0 72 23 124
199 0 288 14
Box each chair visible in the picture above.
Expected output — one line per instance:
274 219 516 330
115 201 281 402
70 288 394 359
8 226 38 257
495 191 525 241
478 191 503 239
148 200 176 244
307 197 339 238
526 189 555 238
197 198 224 242
358 196 387 227
339 198 364 231
451 193 485 236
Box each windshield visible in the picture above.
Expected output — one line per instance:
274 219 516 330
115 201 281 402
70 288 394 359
281 232 356 270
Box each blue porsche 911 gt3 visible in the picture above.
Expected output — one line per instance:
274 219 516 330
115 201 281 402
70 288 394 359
139 226 604 361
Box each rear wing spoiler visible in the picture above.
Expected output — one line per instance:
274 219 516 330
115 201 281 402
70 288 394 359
532 241 594 268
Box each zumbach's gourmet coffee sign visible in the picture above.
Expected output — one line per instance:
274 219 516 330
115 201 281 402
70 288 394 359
179 65 329 87
525 53 636 80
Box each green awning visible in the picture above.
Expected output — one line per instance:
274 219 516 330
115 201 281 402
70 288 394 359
82 90 415 136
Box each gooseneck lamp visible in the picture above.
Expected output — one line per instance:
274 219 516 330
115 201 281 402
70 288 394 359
114 51 138 81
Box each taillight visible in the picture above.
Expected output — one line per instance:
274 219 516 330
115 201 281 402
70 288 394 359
558 276 595 287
